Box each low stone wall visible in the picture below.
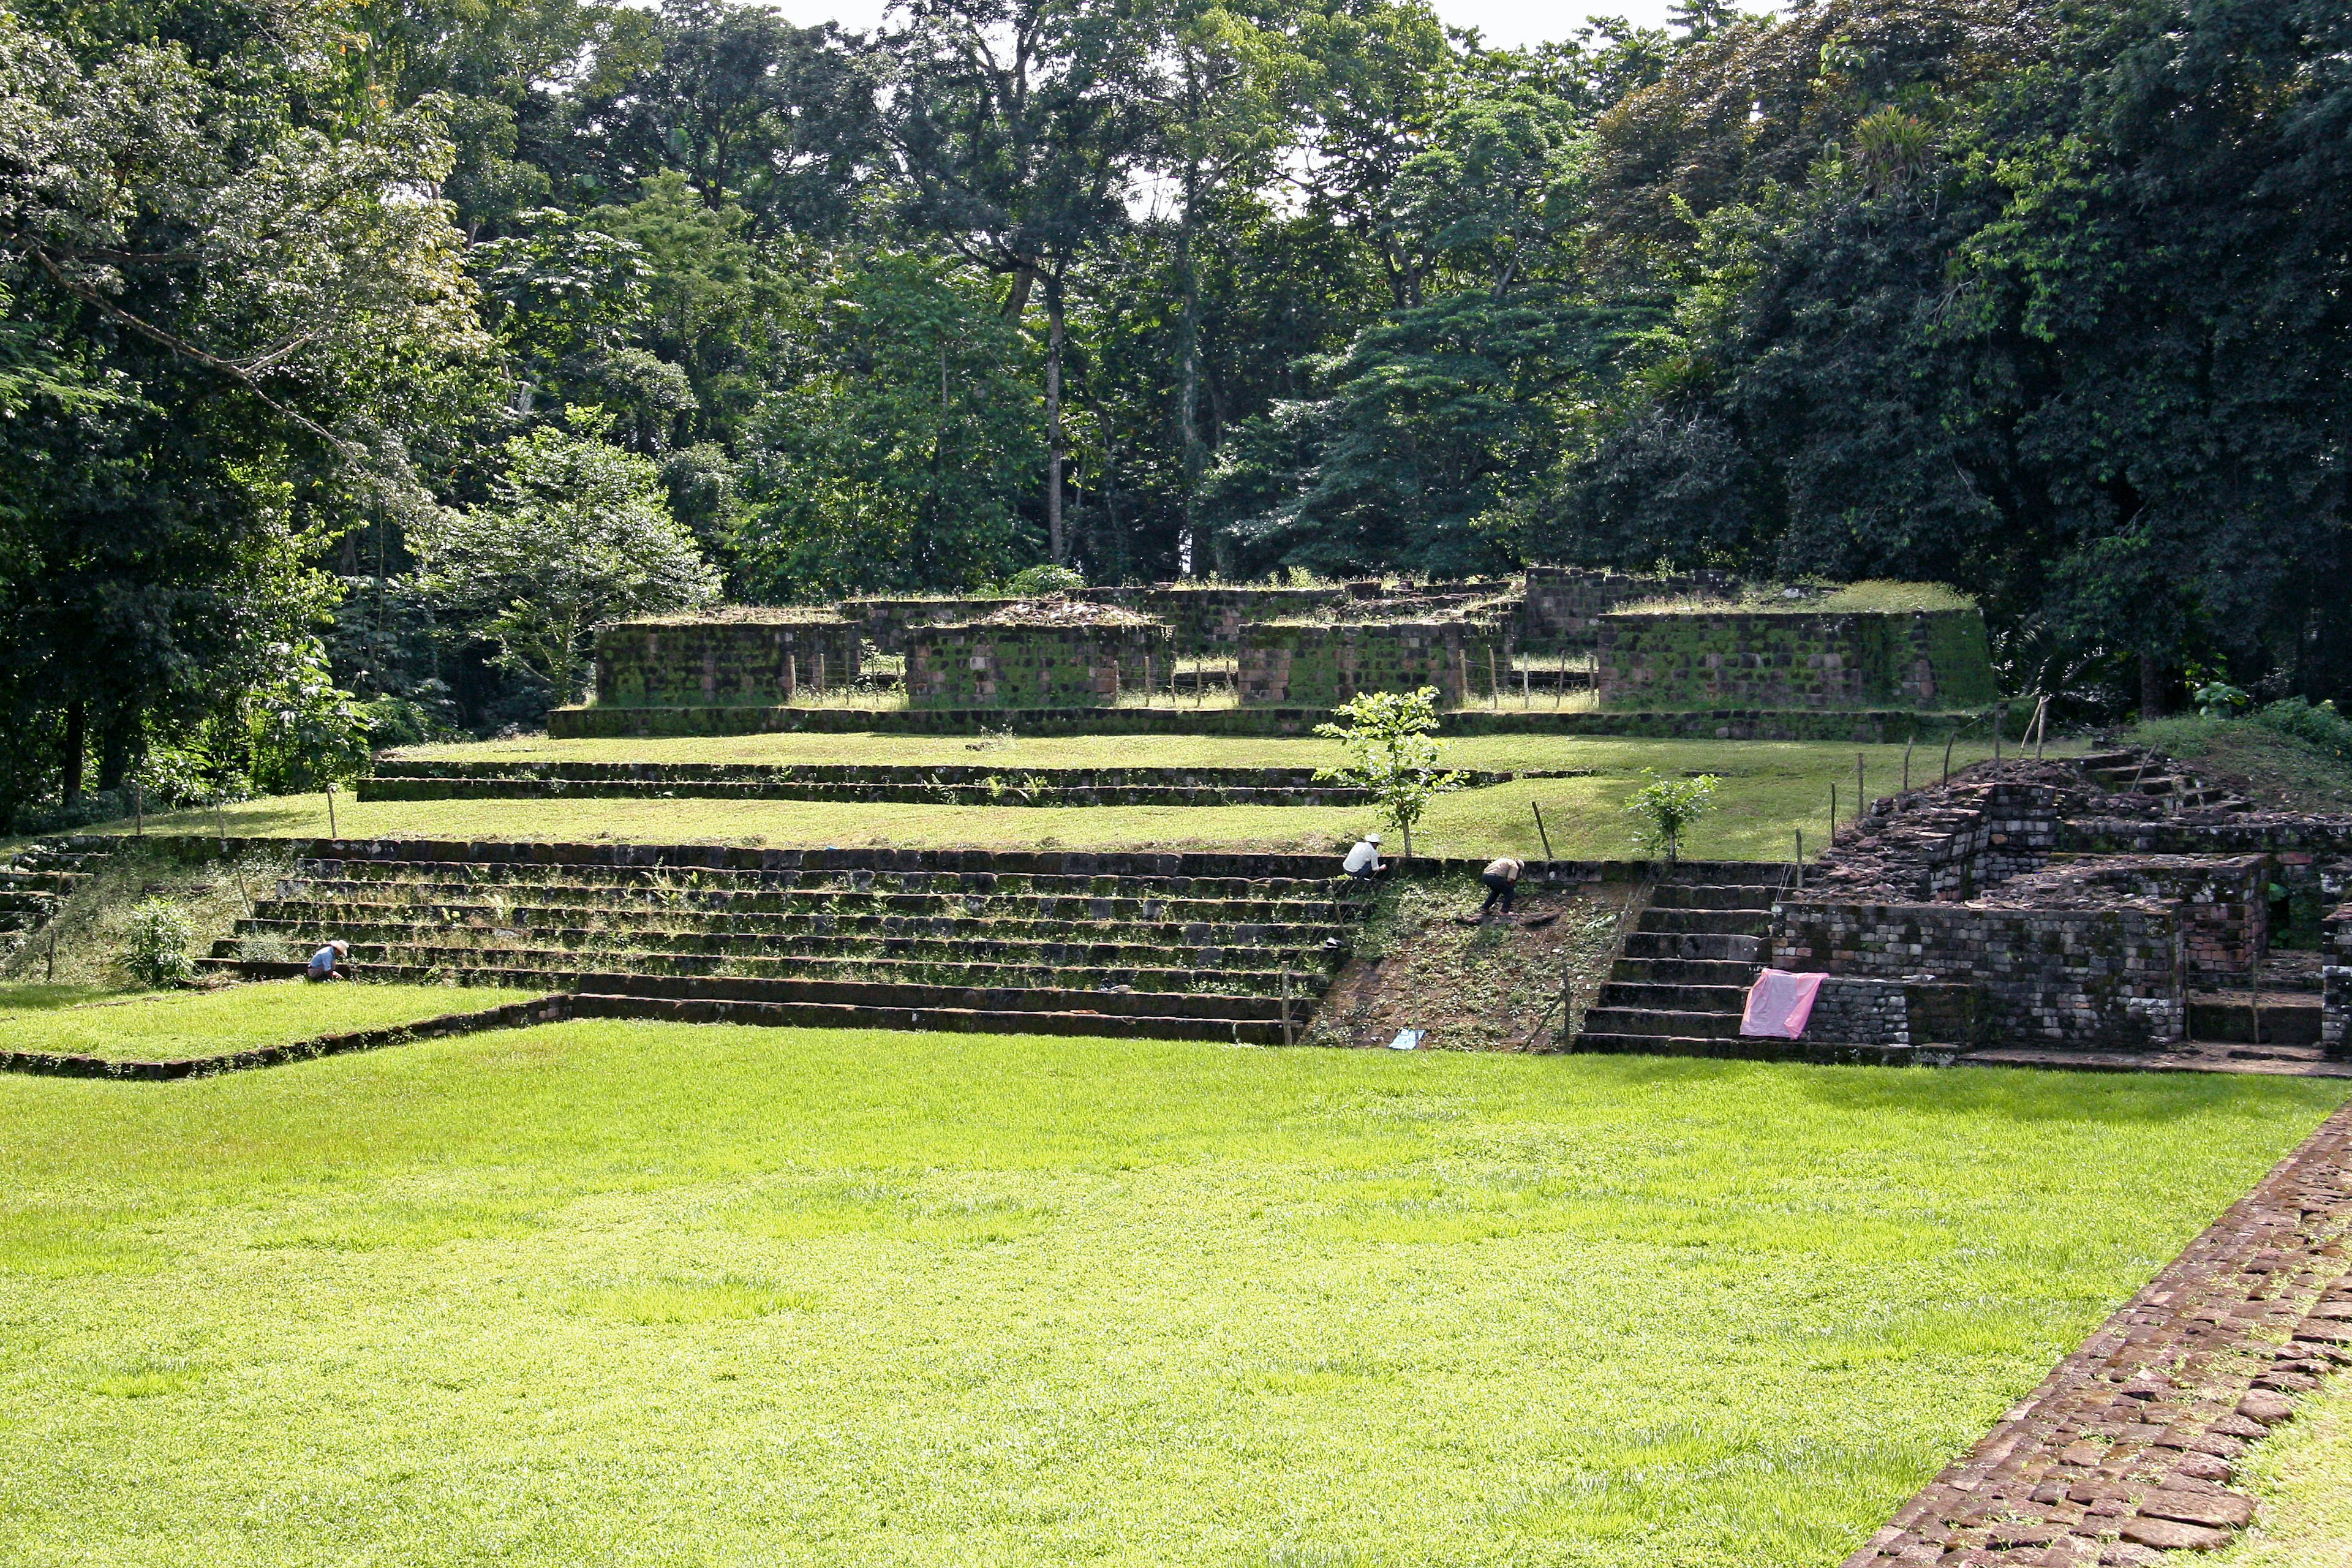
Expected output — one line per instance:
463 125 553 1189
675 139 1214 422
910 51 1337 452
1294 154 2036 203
1774 899 2185 1048
906 620 1174 709
1520 565 1737 650
1236 618 1510 708
1596 607 1998 710
1800 977 1981 1049
1817 780 2068 903
0 995 568 1079
2042 856 2268 987
1109 586 1355 653
593 614 861 706
836 597 1003 655
2326 967 2352 1057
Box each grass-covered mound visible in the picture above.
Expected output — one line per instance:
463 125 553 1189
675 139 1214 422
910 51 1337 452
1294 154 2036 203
0 1023 2336 1566
0 979 546 1061
2133 703 2352 810
67 734 2035 862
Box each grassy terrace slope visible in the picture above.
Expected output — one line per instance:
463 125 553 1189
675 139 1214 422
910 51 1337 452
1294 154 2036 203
88 736 2034 861
0 981 544 1061
0 1023 2336 1567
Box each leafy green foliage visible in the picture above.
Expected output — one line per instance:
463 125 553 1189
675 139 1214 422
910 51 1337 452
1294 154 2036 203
412 410 720 700
1313 687 1463 857
115 900 193 990
1624 767 1717 861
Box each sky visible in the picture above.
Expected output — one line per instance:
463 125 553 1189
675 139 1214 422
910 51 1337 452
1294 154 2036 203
775 0 1769 51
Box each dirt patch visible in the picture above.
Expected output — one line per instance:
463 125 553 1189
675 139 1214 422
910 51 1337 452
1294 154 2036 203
1304 874 1634 1052
979 597 1159 628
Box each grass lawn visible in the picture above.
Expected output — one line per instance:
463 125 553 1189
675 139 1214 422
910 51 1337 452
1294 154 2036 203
2212 1368 2352 1567
0 980 547 1061
0 1022 2336 1567
77 736 2041 862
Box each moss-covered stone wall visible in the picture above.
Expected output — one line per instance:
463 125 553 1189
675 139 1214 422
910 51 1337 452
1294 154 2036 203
1521 566 1738 649
594 616 862 706
907 621 1175 709
1235 618 1510 709
837 597 1004 655
1595 608 1997 710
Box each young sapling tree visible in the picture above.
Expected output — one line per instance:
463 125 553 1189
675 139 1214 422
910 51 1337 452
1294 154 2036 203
1313 687 1463 860
1624 769 1720 862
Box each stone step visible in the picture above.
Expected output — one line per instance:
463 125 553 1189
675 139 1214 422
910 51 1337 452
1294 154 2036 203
1635 907 1776 937
1621 931 1766 963
295 861 1358 903
1652 862 1795 888
223 919 1341 974
1604 957 1762 987
1645 884 1786 912
196 945 1331 998
257 893 1354 930
1572 1031 1923 1065
2074 751 2140 771
2187 992 2324 1046
200 965 1305 1026
1577 1006 1745 1040
567 994 1294 1046
1594 982 1749 1013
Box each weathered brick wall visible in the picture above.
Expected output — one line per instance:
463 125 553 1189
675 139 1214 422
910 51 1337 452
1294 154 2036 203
906 621 1174 709
1814 782 2065 902
1236 617 1511 708
837 597 1003 655
2099 858 2267 986
1773 899 2185 1048
2324 965 2351 1056
1520 565 1738 649
1596 608 1998 710
1803 978 1913 1047
594 616 862 706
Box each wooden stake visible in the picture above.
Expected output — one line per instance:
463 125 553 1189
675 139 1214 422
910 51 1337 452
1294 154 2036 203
1794 829 1803 889
1522 658 1531 707
47 929 56 982
1993 701 2005 761
325 780 338 840
1281 969 1294 1047
1487 646 1499 710
133 783 143 837
1857 752 1866 820
1902 737 1913 794
216 799 228 850
1943 730 1957 783
1532 802 1555 866
1830 782 1838 835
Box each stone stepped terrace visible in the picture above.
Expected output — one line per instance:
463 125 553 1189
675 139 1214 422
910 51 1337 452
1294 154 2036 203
0 839 112 955
1573 863 1793 1058
203 842 1372 1045
359 760 1570 806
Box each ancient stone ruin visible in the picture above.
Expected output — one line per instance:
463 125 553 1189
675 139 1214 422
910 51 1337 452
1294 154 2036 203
905 600 1172 709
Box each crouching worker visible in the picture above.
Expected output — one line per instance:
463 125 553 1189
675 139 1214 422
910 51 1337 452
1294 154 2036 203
1479 856 1524 920
1343 833 1385 880
306 939 350 982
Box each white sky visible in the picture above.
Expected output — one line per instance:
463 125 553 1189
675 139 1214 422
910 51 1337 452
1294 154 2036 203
778 1 1774 51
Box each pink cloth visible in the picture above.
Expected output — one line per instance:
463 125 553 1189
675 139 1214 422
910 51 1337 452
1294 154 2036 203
1740 969 1826 1039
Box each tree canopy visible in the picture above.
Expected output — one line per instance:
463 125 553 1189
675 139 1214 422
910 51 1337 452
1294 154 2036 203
0 0 2344 823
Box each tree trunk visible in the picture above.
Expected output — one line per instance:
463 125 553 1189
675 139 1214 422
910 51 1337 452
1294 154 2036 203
2139 652 2166 720
1176 160 1205 577
1046 273 1067 565
97 708 135 793
60 700 86 810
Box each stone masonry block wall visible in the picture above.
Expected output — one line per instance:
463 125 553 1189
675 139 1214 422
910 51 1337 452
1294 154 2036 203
907 622 1174 709
1802 978 1913 1047
1236 618 1509 708
1520 565 1738 650
594 616 861 706
2098 858 2267 986
837 597 1003 655
1101 587 1354 654
1773 899 2185 1048
1596 608 1997 710
2325 966 2351 1056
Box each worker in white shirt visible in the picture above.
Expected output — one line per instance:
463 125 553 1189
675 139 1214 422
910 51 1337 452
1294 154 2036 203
1477 855 1525 919
1343 833 1385 880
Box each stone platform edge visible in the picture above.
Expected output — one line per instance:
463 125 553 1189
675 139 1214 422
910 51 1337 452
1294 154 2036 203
1842 1101 2352 1566
0 995 571 1080
545 702 1992 742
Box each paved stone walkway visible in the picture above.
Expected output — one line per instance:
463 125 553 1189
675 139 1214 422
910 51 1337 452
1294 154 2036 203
1843 1102 2352 1565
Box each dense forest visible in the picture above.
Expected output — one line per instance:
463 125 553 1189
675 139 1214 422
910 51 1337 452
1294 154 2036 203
1 0 2346 824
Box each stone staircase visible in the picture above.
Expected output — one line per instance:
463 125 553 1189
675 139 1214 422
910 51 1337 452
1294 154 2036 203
0 839 110 956
1572 863 1792 1056
2074 748 2251 812
199 843 1369 1044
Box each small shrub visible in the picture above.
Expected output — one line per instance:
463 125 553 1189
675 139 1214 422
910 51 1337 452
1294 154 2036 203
1625 769 1719 861
119 899 195 989
1000 564 1084 597
2249 697 2352 761
1313 687 1463 859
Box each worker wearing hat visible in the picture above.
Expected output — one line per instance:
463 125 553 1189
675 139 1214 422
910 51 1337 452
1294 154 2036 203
1342 832 1385 880
306 938 350 982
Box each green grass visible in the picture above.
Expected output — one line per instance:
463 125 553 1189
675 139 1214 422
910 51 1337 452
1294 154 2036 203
2131 715 2352 811
0 1021 2336 1566
0 979 546 1061
76 737 2041 862
2211 1368 2352 1566
1617 581 1977 616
